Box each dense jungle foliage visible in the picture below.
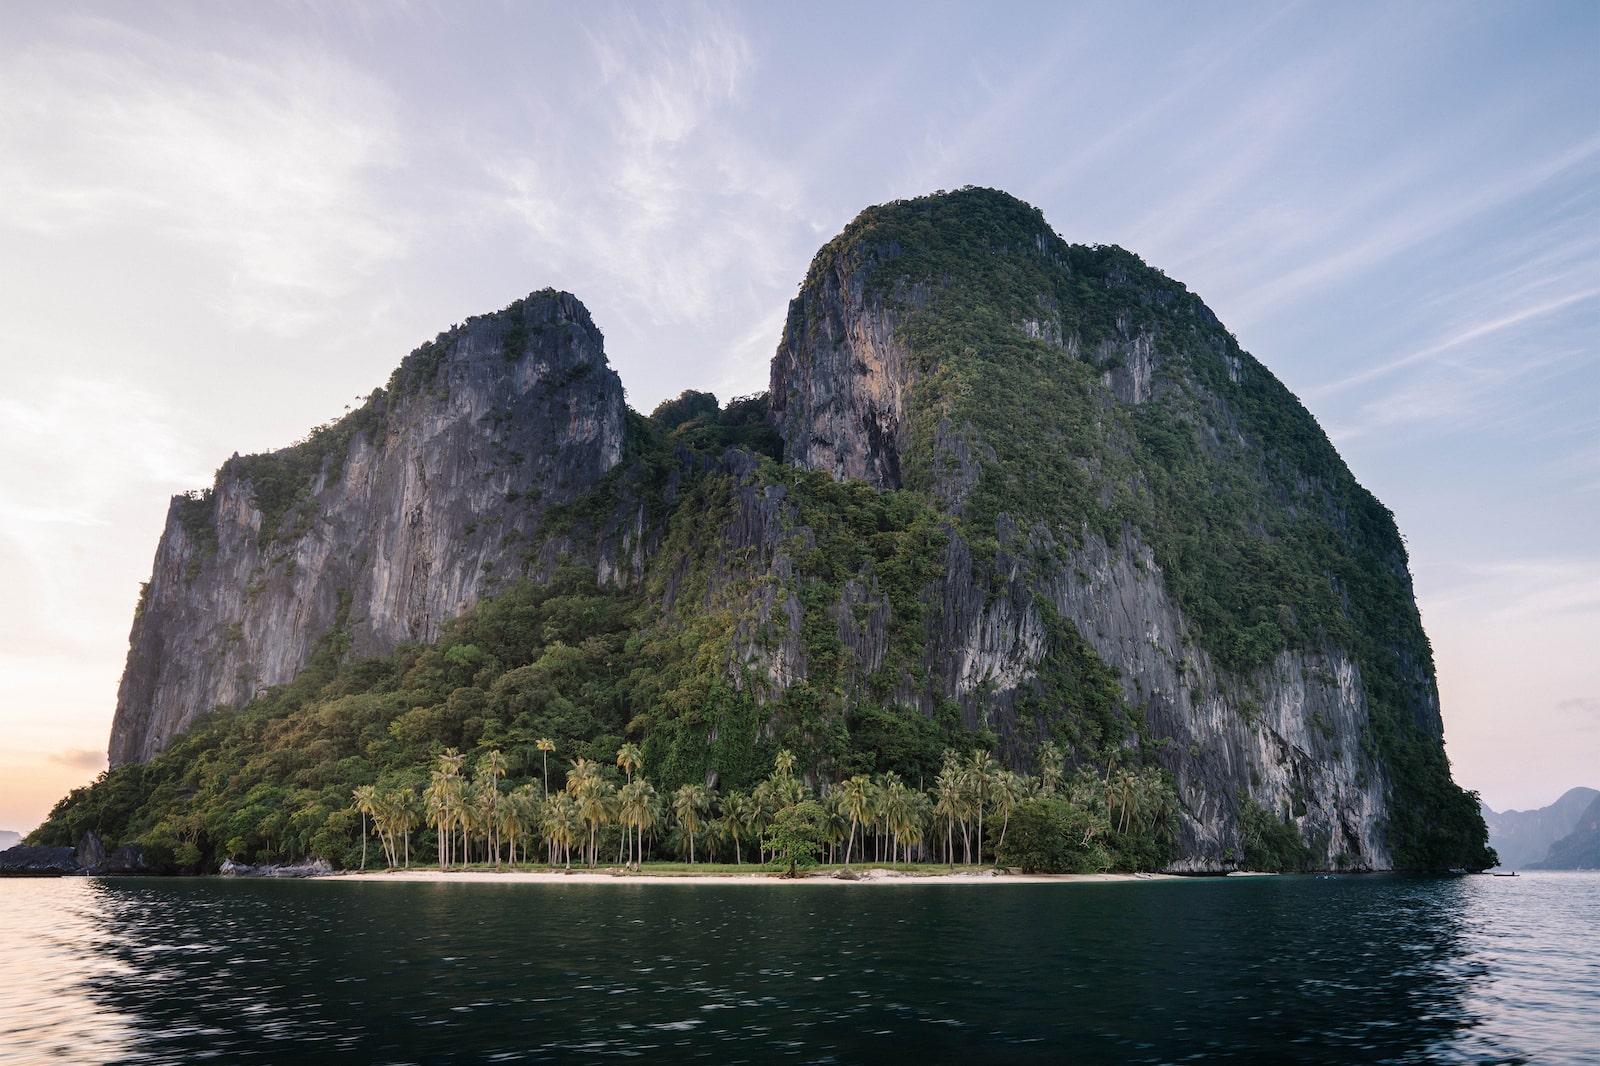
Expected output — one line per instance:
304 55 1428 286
31 567 1178 875
37 386 1176 872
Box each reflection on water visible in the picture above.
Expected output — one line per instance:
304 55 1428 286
2 873 1595 1063
0 879 137 1061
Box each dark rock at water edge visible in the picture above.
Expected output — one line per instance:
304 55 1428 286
0 833 155 877
0 845 80 876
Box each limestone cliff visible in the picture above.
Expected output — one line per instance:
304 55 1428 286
762 189 1463 870
110 291 625 766
106 189 1488 872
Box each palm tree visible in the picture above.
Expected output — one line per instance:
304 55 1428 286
371 789 407 868
767 769 804 812
967 749 997 864
1036 740 1064 794
616 742 642 785
880 773 911 869
719 791 749 865
774 748 797 779
821 789 850 865
749 781 777 863
381 787 419 868
351 785 378 870
536 738 556 801
480 750 509 867
934 758 965 867
992 770 1021 854
903 791 932 866
499 785 531 867
617 779 652 870
567 758 614 868
431 748 467 866
633 779 660 869
542 792 581 869
424 769 461 871
672 783 710 864
840 775 873 869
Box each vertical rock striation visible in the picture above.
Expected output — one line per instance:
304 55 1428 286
762 188 1468 870
110 291 625 766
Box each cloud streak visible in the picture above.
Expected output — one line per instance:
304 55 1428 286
49 748 109 771
0 17 406 333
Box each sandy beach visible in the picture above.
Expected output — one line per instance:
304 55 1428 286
328 866 1199 886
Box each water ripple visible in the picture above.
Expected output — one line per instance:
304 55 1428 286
0 873 1596 1062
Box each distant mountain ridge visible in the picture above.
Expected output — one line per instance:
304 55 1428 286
1481 787 1599 868
1527 794 1600 870
0 831 21 851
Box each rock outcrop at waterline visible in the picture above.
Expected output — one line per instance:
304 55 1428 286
0 833 152 876
108 188 1488 871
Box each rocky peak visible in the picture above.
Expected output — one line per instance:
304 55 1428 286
770 246 913 490
109 290 625 767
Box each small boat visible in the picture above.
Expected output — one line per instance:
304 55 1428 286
1492 871 1517 877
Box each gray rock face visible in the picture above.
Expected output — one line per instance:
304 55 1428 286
771 256 915 491
110 291 626 767
766 245 1406 871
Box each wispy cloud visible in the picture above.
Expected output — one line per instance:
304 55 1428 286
0 374 210 657
1315 288 1599 400
0 17 405 333
49 748 108 771
1425 557 1600 623
0 375 209 527
490 4 775 320
1224 136 1600 329
477 5 811 400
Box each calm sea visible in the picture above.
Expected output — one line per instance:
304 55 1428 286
1 872 1595 1064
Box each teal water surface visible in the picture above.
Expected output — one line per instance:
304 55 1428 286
2 872 1596 1064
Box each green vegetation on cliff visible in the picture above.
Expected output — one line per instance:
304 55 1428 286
800 187 1491 870
34 564 1176 874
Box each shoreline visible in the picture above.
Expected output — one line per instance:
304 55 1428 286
323 866 1260 886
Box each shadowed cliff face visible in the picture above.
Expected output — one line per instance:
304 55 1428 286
109 292 625 767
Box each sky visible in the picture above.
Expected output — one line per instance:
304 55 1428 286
0 1 1595 832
